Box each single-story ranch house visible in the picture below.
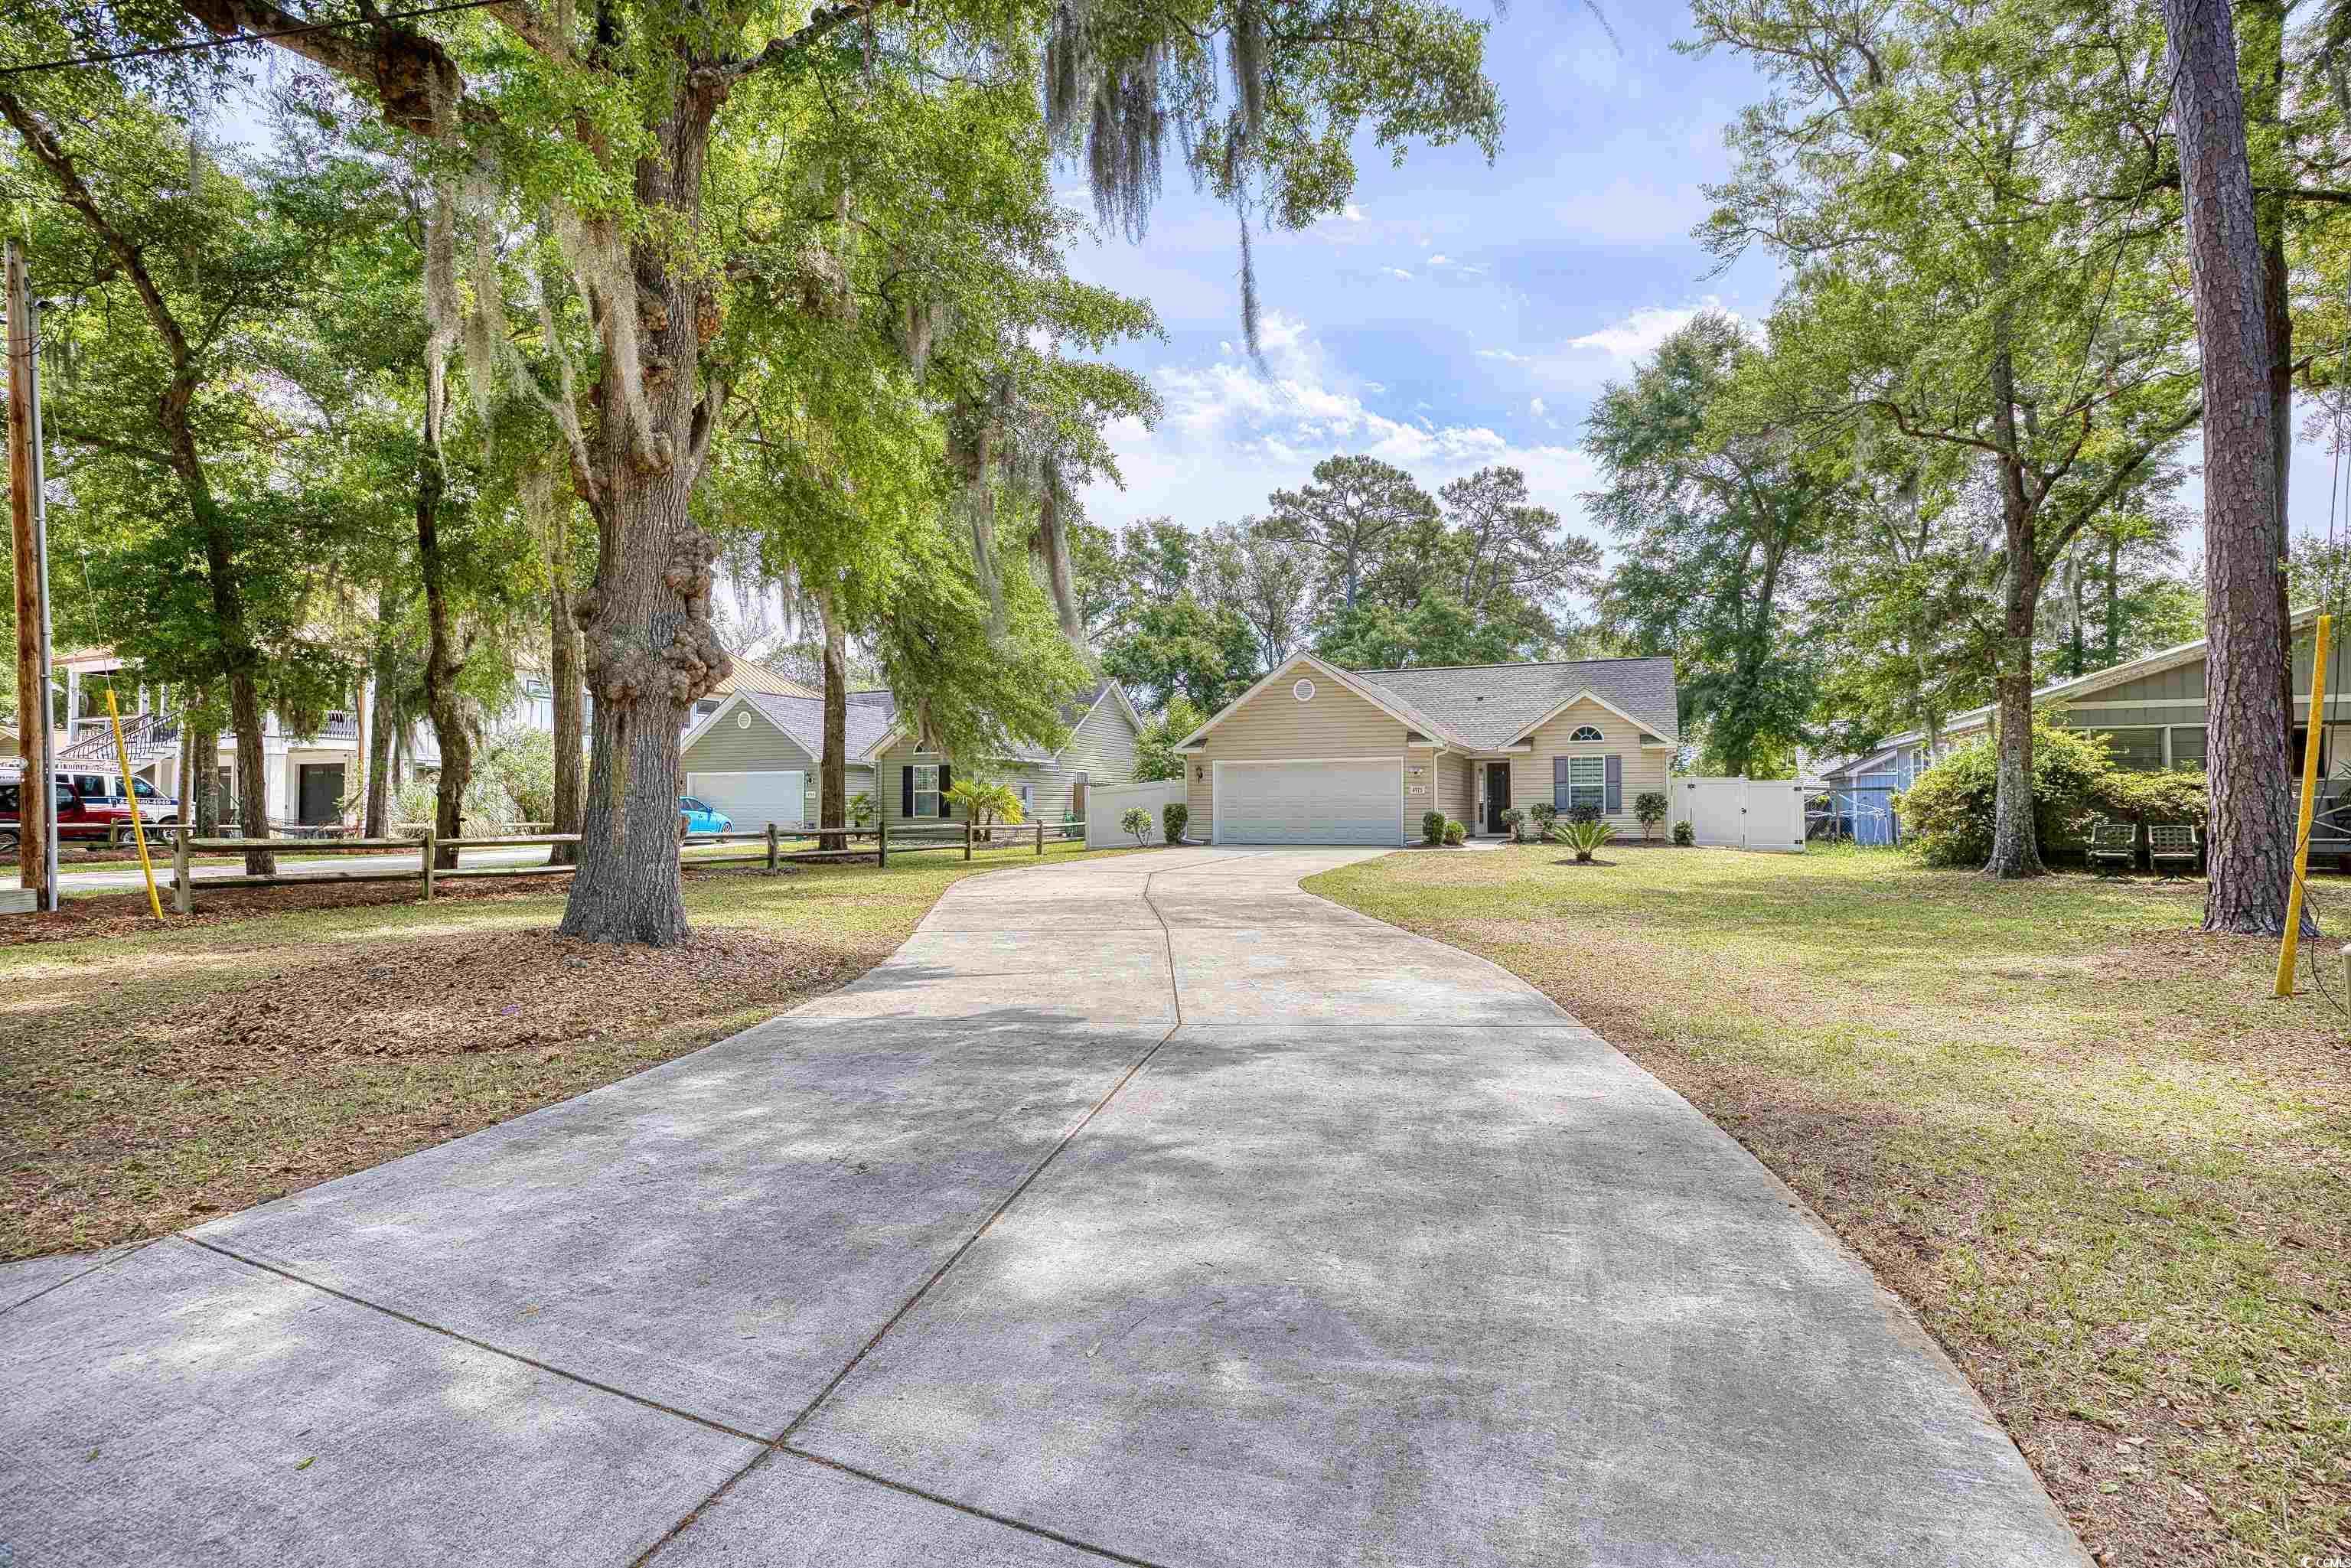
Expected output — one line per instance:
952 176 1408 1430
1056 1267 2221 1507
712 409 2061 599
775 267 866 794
680 679 1145 833
1172 653 1681 846
869 681 1144 831
1814 606 2340 844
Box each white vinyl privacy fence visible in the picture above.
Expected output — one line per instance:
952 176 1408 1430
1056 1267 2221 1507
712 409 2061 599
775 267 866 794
1086 779 1188 848
1675 777 1808 852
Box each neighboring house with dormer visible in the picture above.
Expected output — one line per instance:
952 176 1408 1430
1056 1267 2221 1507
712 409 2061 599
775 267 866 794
678 687 900 831
869 681 1147 831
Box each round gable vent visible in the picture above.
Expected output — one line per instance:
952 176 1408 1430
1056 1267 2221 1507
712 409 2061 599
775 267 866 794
1293 678 1316 703
735 710 752 729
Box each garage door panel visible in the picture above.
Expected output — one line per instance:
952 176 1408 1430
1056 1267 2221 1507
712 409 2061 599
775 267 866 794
1214 761 1401 846
686 770 807 830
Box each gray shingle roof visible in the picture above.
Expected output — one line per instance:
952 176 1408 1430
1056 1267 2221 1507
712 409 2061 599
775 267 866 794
744 690 900 766
1348 657 1679 749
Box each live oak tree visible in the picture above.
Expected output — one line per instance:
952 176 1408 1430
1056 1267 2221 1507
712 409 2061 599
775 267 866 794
145 0 1500 944
1695 0 2201 875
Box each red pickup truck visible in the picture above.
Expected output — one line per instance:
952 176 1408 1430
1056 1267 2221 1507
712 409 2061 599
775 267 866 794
0 770 178 849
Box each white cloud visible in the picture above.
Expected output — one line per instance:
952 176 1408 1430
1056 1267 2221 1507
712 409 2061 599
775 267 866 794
1529 396 1547 417
1565 299 1733 361
1342 203 1365 222
1477 348 1531 363
1382 266 1414 281
1081 311 1603 531
1427 254 1453 266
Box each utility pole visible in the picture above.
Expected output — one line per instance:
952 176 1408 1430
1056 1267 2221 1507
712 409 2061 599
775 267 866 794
8 240 50 909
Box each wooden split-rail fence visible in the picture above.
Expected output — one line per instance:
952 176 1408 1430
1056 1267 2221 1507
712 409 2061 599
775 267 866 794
163 817 1083 913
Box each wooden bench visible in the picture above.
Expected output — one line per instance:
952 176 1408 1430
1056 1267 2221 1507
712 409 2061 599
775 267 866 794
2085 819 2139 874
2148 823 2201 877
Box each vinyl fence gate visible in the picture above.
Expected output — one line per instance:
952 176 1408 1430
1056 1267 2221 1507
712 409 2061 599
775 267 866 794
1676 777 1808 853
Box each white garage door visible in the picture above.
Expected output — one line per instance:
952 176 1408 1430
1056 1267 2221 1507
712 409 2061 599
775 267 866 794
686 771 806 830
1213 759 1403 846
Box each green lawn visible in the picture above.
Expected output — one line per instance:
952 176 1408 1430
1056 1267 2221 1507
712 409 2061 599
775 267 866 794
1 841 1136 1262
1306 843 2350 1568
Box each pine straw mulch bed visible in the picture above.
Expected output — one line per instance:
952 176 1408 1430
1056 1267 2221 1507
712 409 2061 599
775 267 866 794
1308 854 2351 1568
2 914 875 1261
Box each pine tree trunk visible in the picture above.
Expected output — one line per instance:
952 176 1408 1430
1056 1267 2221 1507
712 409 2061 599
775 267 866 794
547 504 584 866
820 591 847 853
2164 0 2295 932
174 696 196 833
417 461 471 871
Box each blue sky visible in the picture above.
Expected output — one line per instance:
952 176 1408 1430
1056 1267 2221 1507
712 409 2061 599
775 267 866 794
1064 3 2351 562
1062 5 1785 535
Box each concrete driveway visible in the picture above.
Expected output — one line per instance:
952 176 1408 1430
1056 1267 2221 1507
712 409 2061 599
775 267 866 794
0 846 2086 1566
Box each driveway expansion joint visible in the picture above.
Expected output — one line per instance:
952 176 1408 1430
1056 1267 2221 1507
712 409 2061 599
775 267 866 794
178 1236 768 1444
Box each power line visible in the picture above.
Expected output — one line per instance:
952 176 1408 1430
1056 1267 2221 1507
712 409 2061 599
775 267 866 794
0 0 509 80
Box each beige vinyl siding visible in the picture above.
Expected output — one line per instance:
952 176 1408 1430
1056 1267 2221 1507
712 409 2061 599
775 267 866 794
1182 659 1412 841
1430 751 1472 833
1513 699 1671 832
876 738 982 830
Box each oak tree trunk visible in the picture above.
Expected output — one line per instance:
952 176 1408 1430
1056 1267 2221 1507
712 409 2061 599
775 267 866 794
417 460 471 870
1984 556 2046 878
556 89 731 946
227 671 273 875
547 501 584 865
2164 0 2295 932
191 710 220 836
819 591 847 853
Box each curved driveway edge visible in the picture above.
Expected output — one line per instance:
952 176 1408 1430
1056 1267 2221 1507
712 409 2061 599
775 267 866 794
0 846 2089 1567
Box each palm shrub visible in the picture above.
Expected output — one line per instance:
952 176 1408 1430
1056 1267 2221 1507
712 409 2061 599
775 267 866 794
1548 817 1615 862
849 791 873 828
1119 806 1153 846
1163 802 1189 843
1422 810 1447 846
1634 789 1668 840
947 775 1025 826
1443 818 1466 846
1894 720 2115 866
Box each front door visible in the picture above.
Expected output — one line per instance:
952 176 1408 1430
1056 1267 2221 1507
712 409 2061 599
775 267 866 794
298 763 345 826
1484 761 1512 834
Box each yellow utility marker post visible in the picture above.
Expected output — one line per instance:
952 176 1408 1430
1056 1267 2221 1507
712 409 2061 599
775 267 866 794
103 686 165 921
2278 612 2333 996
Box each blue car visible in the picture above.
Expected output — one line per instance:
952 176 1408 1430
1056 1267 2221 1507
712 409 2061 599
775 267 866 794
677 795 733 839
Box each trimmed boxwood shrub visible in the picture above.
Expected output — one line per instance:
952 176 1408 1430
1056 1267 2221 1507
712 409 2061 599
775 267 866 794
1442 818 1466 846
1671 819 1695 846
1162 801 1189 843
1531 800 1559 831
1422 810 1447 846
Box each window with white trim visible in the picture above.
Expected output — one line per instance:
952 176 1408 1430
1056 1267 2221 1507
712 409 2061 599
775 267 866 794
912 764 940 818
1568 724 1604 742
1567 756 1606 813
